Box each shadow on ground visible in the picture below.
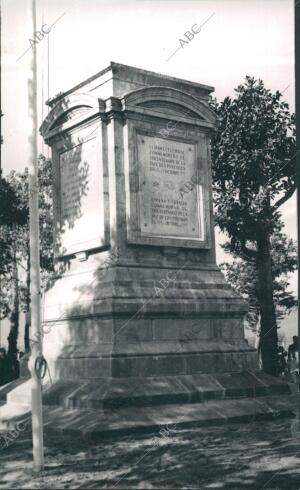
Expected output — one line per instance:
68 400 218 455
0 418 300 489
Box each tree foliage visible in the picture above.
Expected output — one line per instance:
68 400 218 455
0 156 54 352
220 232 298 331
211 76 296 375
211 76 295 246
0 173 28 275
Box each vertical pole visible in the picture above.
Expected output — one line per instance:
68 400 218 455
295 0 300 420
28 0 44 471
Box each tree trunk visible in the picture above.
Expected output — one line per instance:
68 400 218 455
24 250 30 352
7 245 19 363
254 314 263 369
256 226 278 376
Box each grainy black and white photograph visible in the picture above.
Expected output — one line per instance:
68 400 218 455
0 0 299 488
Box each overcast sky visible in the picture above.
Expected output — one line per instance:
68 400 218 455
1 0 297 277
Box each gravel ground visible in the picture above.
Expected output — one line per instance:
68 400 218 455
1 416 300 489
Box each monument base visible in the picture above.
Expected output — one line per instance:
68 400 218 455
0 372 295 436
42 260 257 383
14 258 291 432
42 371 291 410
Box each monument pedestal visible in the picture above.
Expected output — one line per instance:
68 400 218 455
42 259 257 382
36 63 292 427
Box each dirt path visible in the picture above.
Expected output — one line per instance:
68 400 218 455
1 417 300 489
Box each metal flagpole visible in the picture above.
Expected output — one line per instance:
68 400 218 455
295 0 300 423
28 0 44 471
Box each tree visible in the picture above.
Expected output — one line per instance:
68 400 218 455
0 156 53 354
0 172 28 341
220 232 298 332
0 173 28 273
211 76 296 375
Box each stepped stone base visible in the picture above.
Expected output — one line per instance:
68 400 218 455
42 263 257 382
0 373 296 435
42 371 291 410
1 262 291 434
41 395 296 438
25 263 290 433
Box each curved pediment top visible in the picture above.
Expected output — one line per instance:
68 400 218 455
121 86 216 124
40 93 103 135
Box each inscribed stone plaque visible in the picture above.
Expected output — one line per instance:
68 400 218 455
137 135 204 241
59 138 104 255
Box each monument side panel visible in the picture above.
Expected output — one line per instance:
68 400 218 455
137 134 203 240
125 120 211 249
53 134 106 256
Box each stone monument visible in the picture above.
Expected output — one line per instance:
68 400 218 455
39 63 290 427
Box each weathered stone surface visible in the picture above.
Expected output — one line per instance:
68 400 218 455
40 395 296 438
41 372 291 411
58 137 105 255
